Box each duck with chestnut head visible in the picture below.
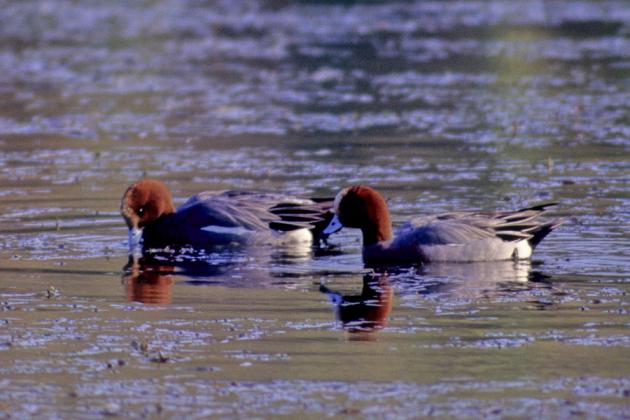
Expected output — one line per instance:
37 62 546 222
323 185 564 265
121 179 338 254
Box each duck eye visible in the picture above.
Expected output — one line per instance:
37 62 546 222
137 207 145 217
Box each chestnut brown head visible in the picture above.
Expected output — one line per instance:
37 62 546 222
120 179 176 231
324 185 393 245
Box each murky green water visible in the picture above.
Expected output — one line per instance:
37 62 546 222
1 0 629 417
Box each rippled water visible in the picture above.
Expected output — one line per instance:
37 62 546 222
1 0 629 417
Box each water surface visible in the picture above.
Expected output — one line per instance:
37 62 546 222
0 0 629 417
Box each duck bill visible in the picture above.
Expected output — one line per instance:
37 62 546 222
323 214 344 235
128 227 144 254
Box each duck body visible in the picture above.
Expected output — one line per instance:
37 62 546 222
324 185 565 264
121 179 335 252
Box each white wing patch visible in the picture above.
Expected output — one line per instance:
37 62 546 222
201 225 255 236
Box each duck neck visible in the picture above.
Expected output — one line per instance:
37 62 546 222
156 196 176 217
142 212 178 248
361 215 393 246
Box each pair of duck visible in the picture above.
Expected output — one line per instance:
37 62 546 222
121 179 564 264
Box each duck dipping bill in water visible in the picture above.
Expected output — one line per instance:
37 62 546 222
323 185 565 264
121 179 338 253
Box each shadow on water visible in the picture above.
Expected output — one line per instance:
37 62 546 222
122 255 177 304
124 248 560 342
411 260 548 296
389 260 564 312
320 273 393 341
317 259 564 338
121 244 359 304
3 244 554 311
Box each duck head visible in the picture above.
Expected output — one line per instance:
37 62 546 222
323 185 393 246
121 179 176 250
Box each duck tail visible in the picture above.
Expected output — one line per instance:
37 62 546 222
268 198 336 240
528 218 567 249
494 202 565 246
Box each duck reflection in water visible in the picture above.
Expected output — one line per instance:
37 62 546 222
320 273 393 340
408 259 552 301
383 259 556 312
122 255 177 304
319 260 554 339
122 251 247 304
121 245 320 304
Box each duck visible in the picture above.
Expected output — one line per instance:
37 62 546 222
121 179 338 253
322 185 565 264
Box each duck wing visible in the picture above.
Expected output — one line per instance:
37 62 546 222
398 203 564 248
179 191 334 233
